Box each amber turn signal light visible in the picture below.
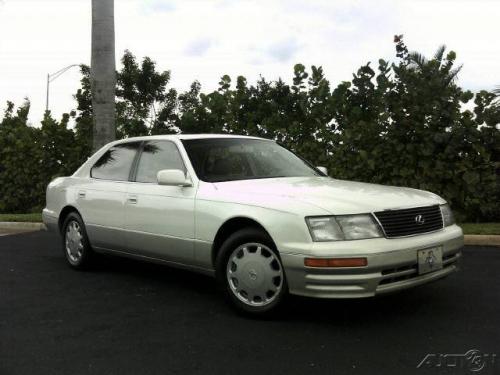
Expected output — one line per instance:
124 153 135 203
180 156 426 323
304 257 368 268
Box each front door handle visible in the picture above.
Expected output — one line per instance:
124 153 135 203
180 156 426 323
78 191 86 198
127 195 138 204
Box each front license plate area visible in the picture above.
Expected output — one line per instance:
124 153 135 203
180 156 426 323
417 247 443 275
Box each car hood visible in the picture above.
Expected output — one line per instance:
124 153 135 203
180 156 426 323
211 177 445 215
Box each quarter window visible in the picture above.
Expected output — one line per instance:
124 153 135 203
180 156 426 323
90 142 141 181
135 141 186 183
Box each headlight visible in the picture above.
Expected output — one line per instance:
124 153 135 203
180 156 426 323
440 204 455 227
306 217 343 241
306 214 383 241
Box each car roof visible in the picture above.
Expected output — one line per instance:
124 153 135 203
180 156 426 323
113 134 271 144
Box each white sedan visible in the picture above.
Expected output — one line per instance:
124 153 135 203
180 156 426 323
43 134 463 314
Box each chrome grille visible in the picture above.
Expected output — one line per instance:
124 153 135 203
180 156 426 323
374 205 443 238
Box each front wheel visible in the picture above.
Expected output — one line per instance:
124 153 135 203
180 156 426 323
216 228 287 315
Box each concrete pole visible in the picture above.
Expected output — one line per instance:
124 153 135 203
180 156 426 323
91 0 116 152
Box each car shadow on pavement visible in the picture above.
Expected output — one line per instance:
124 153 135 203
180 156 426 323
283 289 448 323
83 251 458 324
88 252 219 294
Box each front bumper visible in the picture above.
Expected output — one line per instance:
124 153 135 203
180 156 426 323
280 225 463 298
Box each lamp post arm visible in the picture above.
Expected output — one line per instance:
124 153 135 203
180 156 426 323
45 64 80 112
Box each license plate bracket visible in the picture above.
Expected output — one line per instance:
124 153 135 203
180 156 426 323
417 246 443 275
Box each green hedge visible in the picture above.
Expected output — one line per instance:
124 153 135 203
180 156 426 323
460 223 500 235
0 38 498 220
0 213 42 223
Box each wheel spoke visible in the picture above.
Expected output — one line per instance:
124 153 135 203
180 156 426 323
228 264 242 280
231 278 242 293
231 255 242 267
270 267 281 276
245 290 256 303
265 275 279 293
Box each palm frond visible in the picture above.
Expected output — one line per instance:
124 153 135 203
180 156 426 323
450 65 463 80
434 45 447 62
408 52 427 68
444 64 463 86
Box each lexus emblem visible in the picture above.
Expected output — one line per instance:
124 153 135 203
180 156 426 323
415 214 425 225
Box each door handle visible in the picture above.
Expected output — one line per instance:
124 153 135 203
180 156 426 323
127 195 138 204
78 191 86 198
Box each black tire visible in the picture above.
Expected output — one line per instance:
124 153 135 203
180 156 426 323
61 212 94 270
215 227 288 316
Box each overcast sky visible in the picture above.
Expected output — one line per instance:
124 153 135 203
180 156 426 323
1 0 499 125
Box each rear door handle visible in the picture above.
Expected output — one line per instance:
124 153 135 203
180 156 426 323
78 191 86 198
127 195 138 204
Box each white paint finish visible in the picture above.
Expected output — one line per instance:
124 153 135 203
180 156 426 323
75 179 128 250
193 181 318 266
208 176 445 215
43 134 464 298
124 182 196 262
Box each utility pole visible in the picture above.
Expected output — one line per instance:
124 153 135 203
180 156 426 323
91 0 116 152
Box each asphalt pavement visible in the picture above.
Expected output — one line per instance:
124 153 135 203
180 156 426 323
1 231 499 375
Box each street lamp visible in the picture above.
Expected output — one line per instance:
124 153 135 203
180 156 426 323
45 64 79 112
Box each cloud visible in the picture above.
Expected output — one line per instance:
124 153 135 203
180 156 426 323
144 0 176 13
184 37 213 57
1 0 500 126
264 38 300 63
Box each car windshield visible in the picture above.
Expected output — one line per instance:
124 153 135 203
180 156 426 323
181 138 321 182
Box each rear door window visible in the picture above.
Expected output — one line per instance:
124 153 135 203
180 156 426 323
90 142 141 181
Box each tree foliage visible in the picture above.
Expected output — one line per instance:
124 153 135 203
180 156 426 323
0 102 77 212
1 37 498 220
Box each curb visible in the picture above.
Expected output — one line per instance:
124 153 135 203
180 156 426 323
464 235 500 247
0 222 499 246
0 222 47 231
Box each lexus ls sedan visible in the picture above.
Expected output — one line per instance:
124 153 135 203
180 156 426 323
43 134 464 314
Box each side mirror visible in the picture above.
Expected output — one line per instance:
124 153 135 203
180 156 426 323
316 166 328 176
157 169 192 187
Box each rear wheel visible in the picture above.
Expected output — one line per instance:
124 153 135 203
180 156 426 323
61 212 94 269
216 228 287 315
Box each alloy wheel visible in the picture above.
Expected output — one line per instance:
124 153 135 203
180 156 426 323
226 242 283 307
65 220 84 264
